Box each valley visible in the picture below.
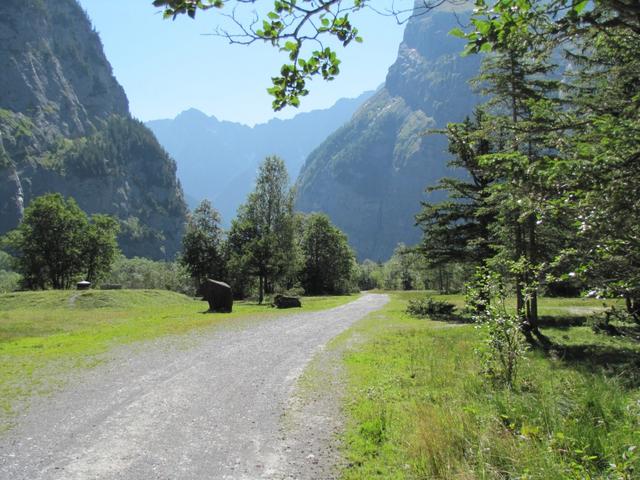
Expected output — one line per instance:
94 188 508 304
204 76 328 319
1 0 639 478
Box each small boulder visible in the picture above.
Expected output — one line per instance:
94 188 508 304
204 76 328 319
199 279 233 313
273 294 302 309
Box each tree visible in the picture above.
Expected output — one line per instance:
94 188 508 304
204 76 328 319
227 156 294 303
380 244 428 291
356 259 383 291
83 214 121 284
470 23 562 333
555 25 640 320
459 0 640 56
463 1 640 322
417 110 495 271
7 194 119 289
300 213 355 294
180 199 226 287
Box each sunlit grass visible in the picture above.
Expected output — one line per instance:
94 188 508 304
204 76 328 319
0 289 359 431
339 291 640 479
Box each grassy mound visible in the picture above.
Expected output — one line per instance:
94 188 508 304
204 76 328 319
0 289 194 311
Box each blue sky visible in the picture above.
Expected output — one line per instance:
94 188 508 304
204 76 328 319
78 1 409 125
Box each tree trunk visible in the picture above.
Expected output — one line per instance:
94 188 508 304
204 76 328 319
626 293 640 324
258 275 264 304
515 222 525 320
527 213 539 328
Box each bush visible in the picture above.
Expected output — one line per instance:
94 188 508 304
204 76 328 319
406 297 456 318
103 257 194 295
475 306 528 389
0 270 21 293
466 267 529 389
591 305 638 335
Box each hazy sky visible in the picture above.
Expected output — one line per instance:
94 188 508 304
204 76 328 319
77 1 409 125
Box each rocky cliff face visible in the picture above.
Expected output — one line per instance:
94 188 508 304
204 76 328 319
295 10 480 261
0 0 187 259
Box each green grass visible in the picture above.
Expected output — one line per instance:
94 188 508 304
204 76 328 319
0 289 358 431
339 291 640 479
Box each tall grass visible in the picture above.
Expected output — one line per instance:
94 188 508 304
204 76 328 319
340 292 640 479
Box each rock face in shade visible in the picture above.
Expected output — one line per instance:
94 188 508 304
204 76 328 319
0 0 187 259
0 139 24 234
295 10 481 261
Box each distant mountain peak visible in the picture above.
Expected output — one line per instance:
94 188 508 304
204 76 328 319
146 90 374 225
177 108 213 120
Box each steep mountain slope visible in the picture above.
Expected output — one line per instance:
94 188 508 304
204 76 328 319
295 10 481 261
146 92 373 223
0 0 187 259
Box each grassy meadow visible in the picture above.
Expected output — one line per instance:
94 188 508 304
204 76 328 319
0 289 357 431
339 292 640 479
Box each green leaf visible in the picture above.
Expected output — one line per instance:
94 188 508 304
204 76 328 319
573 0 588 14
449 27 466 39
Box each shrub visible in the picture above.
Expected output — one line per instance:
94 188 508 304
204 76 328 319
0 270 21 293
475 306 528 389
591 305 638 335
406 297 456 318
466 266 528 389
103 257 194 295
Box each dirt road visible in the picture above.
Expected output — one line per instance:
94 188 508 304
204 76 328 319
0 293 388 480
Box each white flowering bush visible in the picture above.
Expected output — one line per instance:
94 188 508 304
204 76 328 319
467 266 528 389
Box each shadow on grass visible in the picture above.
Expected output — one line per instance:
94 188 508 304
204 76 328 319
538 315 589 328
545 341 640 387
420 313 475 324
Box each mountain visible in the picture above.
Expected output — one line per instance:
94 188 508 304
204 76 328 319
0 0 187 259
146 92 373 224
294 9 481 261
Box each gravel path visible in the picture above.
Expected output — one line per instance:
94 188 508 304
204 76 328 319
0 293 388 480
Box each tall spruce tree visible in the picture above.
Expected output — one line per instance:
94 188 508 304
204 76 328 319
471 27 562 332
417 110 495 270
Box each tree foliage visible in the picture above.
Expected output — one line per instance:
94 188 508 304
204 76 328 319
105 256 194 294
227 155 294 302
420 0 640 335
151 0 463 110
180 199 226 286
6 193 120 289
299 212 355 294
417 111 495 269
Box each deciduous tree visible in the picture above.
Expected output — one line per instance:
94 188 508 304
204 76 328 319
227 156 294 303
300 213 355 294
180 199 226 287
